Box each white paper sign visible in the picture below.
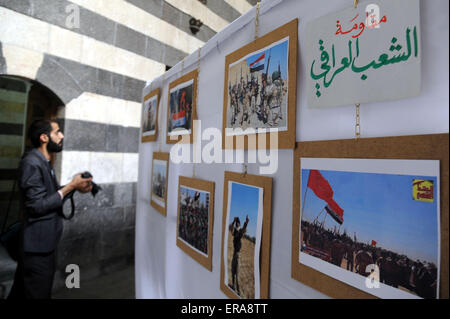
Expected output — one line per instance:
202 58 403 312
306 0 421 108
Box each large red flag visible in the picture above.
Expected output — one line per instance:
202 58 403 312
307 170 334 202
307 170 344 224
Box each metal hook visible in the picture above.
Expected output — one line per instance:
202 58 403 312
216 40 221 54
254 1 261 40
355 103 361 140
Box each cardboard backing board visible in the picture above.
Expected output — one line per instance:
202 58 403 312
220 171 273 299
222 19 298 150
176 176 215 271
291 133 449 299
150 152 170 216
141 88 160 143
166 69 198 145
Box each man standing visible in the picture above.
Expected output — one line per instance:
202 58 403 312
230 215 249 296
8 119 92 299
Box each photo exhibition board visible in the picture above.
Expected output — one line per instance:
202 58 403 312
141 88 160 142
166 69 198 145
176 176 215 271
150 152 170 216
135 0 449 299
220 172 272 299
292 134 448 299
223 18 298 150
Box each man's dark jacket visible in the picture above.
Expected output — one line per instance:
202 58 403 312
19 149 63 253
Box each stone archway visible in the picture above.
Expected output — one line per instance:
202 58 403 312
0 43 83 106
0 75 65 227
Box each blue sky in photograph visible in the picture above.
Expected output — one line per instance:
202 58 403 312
180 186 209 207
246 39 289 80
300 169 439 264
229 182 261 238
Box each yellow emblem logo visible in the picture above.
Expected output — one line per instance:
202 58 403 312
413 179 434 203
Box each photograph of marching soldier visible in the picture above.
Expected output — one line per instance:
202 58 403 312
150 153 169 215
226 38 289 133
299 158 440 299
177 186 210 256
176 177 215 270
168 80 194 136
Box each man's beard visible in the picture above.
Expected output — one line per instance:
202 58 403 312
47 135 63 153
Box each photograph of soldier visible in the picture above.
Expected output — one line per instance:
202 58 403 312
230 215 249 296
226 38 289 133
151 159 167 208
143 96 157 134
300 166 439 299
168 80 194 135
225 182 262 299
178 186 210 255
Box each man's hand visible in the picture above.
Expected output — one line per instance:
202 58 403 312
71 174 93 193
60 174 92 197
242 215 249 232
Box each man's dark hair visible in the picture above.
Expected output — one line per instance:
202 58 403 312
28 119 56 148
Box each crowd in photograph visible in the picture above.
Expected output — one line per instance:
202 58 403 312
152 172 165 199
178 192 209 254
301 220 438 298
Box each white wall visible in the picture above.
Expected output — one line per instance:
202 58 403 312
135 0 449 299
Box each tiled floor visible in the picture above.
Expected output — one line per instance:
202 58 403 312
1 245 135 299
53 266 135 299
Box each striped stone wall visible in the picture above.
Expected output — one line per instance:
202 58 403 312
0 78 29 229
0 0 253 293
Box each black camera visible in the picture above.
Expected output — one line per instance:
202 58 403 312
81 171 102 197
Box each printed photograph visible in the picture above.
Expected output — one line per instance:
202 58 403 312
151 159 167 208
178 185 211 256
168 79 194 136
299 158 440 299
224 182 263 299
226 38 289 134
142 95 158 135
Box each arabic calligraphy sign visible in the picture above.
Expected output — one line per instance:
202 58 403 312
413 179 434 203
306 0 421 108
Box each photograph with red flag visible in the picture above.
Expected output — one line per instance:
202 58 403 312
299 158 440 299
226 38 289 133
168 79 194 136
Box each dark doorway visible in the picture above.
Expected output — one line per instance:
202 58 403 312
0 75 63 298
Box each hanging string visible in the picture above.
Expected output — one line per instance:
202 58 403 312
158 73 165 152
216 40 221 54
355 103 361 139
254 1 261 40
353 0 361 139
247 2 260 178
193 48 201 179
196 48 201 117
147 81 154 143
181 57 185 75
